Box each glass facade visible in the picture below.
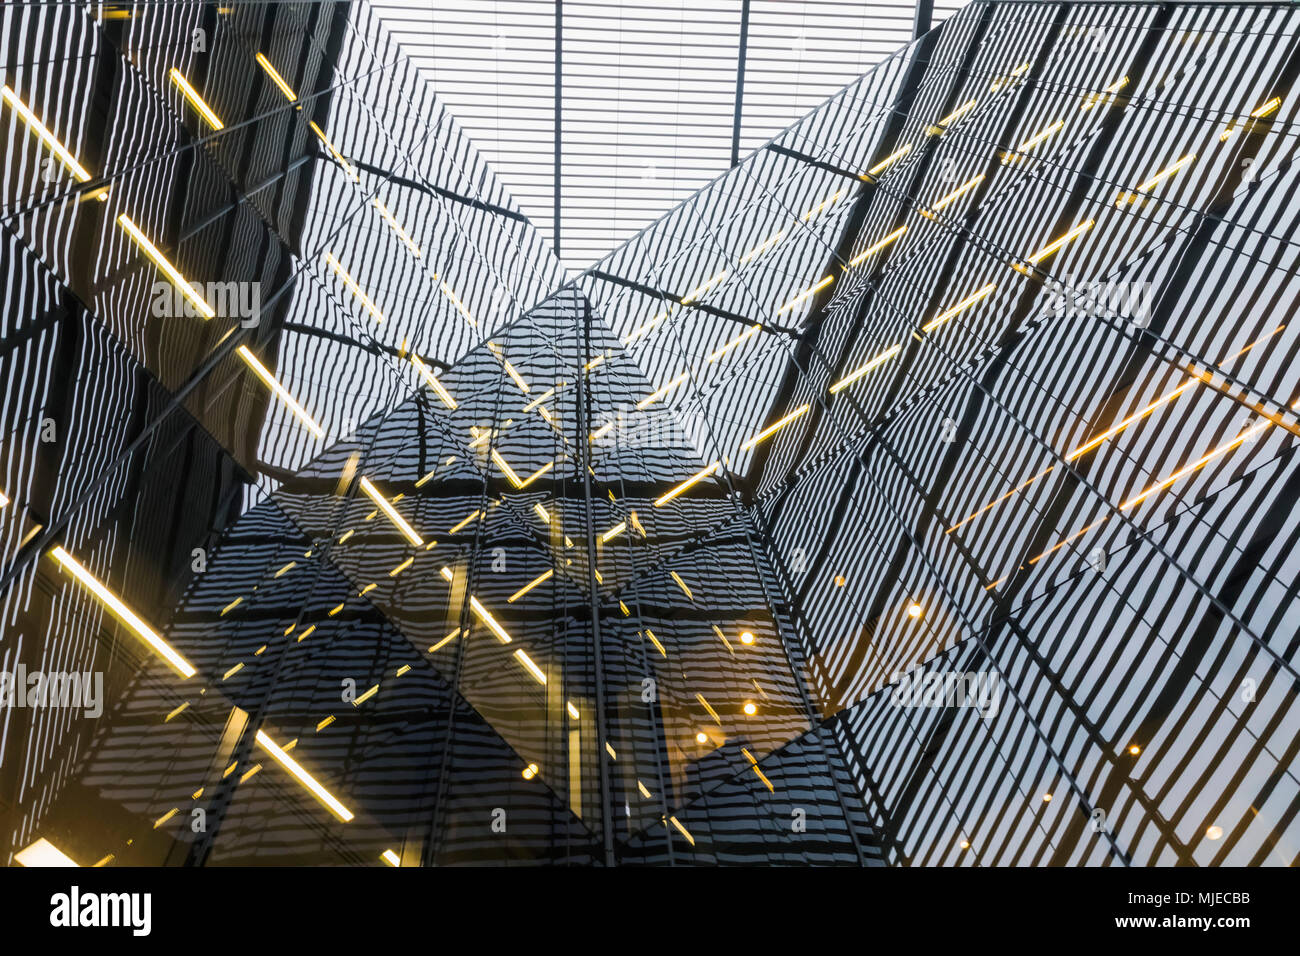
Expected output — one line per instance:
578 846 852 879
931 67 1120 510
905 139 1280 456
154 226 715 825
1 0 1298 867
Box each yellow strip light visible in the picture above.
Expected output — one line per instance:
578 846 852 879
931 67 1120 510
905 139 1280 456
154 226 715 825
802 190 844 221
946 465 1054 534
470 596 513 643
359 477 423 546
622 309 671 346
254 730 353 821
638 371 689 410
524 385 560 413
742 748 774 792
1121 420 1271 510
681 269 729 304
1081 76 1128 110
509 569 553 603
847 226 906 268
50 546 196 678
1 85 94 183
928 99 976 135
696 694 719 722
741 404 809 451
830 344 901 394
449 510 482 534
429 628 460 653
777 276 834 315
670 571 693 601
867 144 912 176
739 230 785 263
502 359 531 394
1005 120 1063 163
922 283 997 333
712 624 735 654
930 175 985 213
991 62 1032 93
381 849 400 867
707 323 762 362
256 53 297 102
306 121 359 182
372 197 421 257
1027 517 1108 566
1019 219 1094 270
514 649 546 684
491 450 524 488
1136 154 1197 193
324 252 384 323
654 461 720 507
117 215 215 319
643 629 667 657
411 355 457 409
236 345 325 439
668 815 695 845
602 522 626 543
439 281 476 328
946 329 1286 537
520 461 554 487
1251 96 1282 119
1221 96 1282 141
168 69 224 129
1066 383 1194 460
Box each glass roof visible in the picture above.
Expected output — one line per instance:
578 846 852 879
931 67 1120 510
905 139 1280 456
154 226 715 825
370 0 973 272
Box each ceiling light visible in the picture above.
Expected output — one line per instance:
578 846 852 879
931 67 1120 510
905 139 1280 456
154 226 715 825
169 68 224 129
256 52 297 101
358 477 423 546
236 345 325 439
50 546 196 678
254 730 353 822
15 837 78 867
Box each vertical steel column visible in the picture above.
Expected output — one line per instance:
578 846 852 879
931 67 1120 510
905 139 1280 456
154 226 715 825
574 292 616 866
554 1 563 261
913 0 934 38
730 0 751 168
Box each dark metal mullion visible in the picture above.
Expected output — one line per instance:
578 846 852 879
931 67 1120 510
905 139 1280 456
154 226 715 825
554 0 563 261
914 0 935 39
730 0 751 168
574 292 617 866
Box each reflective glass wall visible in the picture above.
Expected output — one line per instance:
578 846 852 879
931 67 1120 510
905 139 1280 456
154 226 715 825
3 0 1298 867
